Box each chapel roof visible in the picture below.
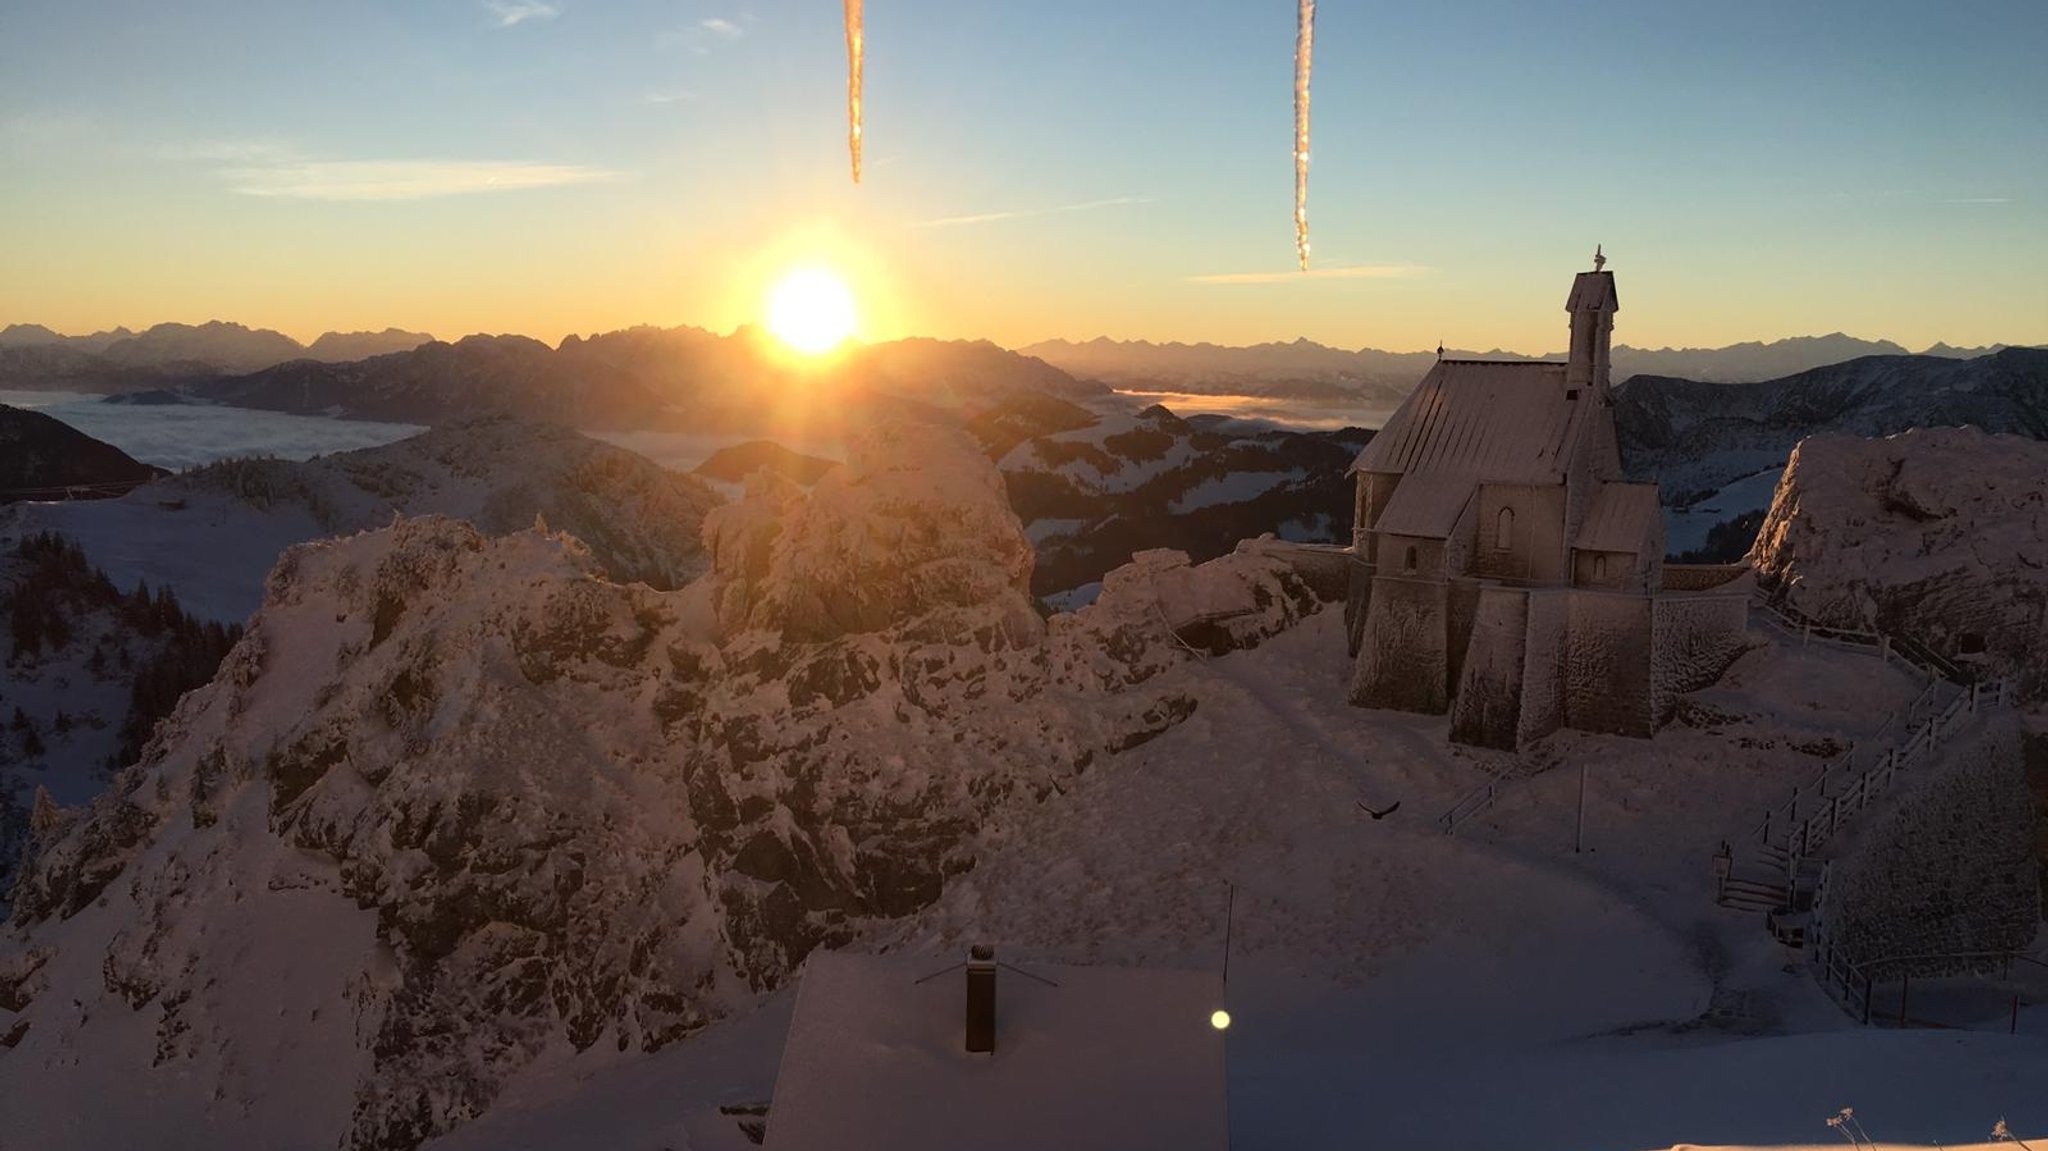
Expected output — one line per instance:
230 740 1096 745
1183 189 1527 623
1349 360 1587 488
1575 482 1663 554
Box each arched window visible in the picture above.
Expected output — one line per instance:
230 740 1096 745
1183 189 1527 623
1496 506 1515 551
1593 554 1608 580
1403 545 1418 573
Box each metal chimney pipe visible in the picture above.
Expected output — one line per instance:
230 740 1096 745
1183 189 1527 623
965 944 996 1053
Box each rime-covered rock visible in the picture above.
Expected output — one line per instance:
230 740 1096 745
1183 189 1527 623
0 421 1324 1151
1750 427 2048 697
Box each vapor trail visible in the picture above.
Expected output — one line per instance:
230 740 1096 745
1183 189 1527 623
1294 0 1315 270
845 0 864 183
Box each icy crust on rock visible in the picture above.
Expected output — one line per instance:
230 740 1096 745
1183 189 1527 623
1751 427 2048 696
0 422 1326 1151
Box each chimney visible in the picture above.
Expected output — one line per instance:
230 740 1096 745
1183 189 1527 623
965 944 996 1053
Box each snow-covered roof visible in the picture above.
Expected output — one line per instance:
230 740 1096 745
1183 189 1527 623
1374 477 1475 539
764 951 1229 1151
1566 269 1618 313
1349 360 1584 487
1576 482 1662 554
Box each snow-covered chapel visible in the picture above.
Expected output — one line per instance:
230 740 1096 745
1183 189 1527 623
1343 256 1751 749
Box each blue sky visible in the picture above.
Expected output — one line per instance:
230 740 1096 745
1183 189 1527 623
3 0 2043 351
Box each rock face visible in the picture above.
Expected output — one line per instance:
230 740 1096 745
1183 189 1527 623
1749 427 2048 698
0 405 165 500
0 422 1325 1151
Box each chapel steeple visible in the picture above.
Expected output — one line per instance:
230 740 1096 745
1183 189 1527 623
1565 248 1619 402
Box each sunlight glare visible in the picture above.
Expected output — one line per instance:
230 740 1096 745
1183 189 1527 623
765 267 859 355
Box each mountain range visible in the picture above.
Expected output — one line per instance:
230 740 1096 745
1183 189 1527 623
1021 333 2026 403
0 322 433 383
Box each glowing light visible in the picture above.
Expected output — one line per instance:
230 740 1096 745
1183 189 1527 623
845 0 864 183
1294 0 1315 271
1210 1010 1232 1031
765 267 859 355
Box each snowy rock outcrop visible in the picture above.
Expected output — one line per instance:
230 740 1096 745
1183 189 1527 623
1750 427 2048 697
0 422 1323 1151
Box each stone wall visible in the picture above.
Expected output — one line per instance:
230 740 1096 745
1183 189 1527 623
1351 575 1450 714
1819 715 2041 975
1650 592 1752 724
1449 587 1529 749
2027 724 2048 920
1518 589 1569 746
1472 484 1568 583
1445 577 1482 695
1344 556 1374 658
1662 563 1753 592
1561 590 1654 737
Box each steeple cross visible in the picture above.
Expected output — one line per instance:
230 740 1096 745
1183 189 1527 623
1593 244 1607 272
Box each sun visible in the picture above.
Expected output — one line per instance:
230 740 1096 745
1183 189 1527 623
764 267 859 355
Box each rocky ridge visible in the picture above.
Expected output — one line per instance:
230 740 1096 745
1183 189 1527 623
0 422 1329 1151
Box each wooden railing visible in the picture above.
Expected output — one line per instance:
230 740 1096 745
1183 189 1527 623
1747 678 2007 883
1721 582 2012 915
1437 774 1517 835
1813 945 2048 1025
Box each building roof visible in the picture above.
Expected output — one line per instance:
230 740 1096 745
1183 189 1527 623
1566 269 1618 313
764 951 1229 1151
1575 482 1662 553
1350 360 1586 490
1374 477 1475 539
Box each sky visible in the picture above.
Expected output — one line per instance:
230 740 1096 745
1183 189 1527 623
3 0 2044 354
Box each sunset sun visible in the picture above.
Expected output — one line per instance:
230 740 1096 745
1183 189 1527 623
764 267 859 355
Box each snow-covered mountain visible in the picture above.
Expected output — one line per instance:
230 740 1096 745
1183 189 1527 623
0 404 165 499
8 418 724 624
1617 347 2048 558
973 396 1369 600
1619 348 2048 499
1749 426 2048 698
0 422 1327 1151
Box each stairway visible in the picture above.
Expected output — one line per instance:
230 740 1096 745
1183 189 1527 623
1718 876 1790 912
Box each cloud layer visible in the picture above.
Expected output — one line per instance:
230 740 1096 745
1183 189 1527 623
224 160 620 201
914 196 1153 229
484 1 559 28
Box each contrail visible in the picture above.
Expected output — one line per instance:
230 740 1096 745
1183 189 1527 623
845 0 864 183
1294 0 1315 270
